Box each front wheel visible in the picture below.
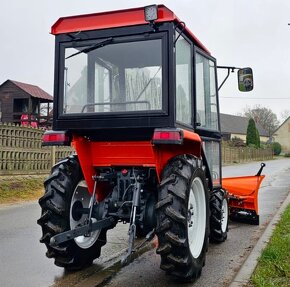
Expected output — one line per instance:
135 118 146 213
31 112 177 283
155 155 209 281
209 189 228 243
37 155 107 270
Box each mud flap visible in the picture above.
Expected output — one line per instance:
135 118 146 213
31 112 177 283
222 163 265 225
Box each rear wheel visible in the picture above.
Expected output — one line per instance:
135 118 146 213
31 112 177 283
37 155 107 270
136 193 156 238
209 189 228 243
155 155 209 281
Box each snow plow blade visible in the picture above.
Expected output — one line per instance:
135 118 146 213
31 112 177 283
222 163 265 225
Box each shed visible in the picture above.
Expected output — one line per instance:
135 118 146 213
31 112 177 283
0 80 53 127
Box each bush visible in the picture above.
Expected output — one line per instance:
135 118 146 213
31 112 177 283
271 142 282 155
229 137 246 147
284 153 290 158
246 118 260 148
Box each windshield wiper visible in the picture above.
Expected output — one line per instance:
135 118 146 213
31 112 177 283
66 37 113 60
135 66 161 101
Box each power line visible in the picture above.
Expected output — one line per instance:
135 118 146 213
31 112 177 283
220 97 290 99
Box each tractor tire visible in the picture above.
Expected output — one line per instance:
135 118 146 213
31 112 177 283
37 155 107 270
136 193 156 238
155 155 209 282
209 189 228 243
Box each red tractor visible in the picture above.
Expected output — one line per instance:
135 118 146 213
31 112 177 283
38 5 265 281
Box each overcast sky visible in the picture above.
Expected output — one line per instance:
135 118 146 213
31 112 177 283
1 0 290 121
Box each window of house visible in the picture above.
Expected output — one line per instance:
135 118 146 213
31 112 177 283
13 99 29 113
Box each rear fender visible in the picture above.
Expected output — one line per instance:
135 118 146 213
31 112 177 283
222 163 266 225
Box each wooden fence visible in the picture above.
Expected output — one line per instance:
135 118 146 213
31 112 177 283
222 145 273 164
0 123 273 175
0 123 73 175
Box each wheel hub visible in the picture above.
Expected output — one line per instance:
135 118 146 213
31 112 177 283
70 180 101 249
188 203 194 227
71 200 84 221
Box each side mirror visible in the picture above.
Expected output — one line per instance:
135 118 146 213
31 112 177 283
238 67 253 92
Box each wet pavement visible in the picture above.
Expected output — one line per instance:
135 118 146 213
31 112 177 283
0 158 290 287
103 159 290 287
0 201 130 287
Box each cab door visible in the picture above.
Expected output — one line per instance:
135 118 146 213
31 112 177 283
194 48 221 188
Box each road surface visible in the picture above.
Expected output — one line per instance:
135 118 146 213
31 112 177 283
0 158 290 287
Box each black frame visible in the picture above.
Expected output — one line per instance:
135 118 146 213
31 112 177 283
53 23 175 131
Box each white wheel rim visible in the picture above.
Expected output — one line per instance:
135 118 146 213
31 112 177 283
187 177 206 259
221 198 228 233
70 180 100 249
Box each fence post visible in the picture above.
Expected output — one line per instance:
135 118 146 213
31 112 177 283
51 146 56 168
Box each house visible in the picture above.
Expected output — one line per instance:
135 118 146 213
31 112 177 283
220 113 269 143
273 116 290 153
0 79 53 127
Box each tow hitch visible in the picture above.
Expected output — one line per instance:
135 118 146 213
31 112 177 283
50 216 115 246
50 171 156 262
50 176 116 246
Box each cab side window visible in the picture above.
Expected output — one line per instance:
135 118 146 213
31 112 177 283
195 52 218 131
175 34 192 125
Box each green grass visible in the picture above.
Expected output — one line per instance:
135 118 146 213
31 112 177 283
0 176 46 205
249 204 290 287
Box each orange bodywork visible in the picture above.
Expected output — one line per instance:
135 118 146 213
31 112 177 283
222 175 265 216
72 131 202 201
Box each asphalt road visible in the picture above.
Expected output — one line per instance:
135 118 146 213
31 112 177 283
0 158 290 287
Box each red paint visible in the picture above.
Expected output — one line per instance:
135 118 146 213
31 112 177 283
51 5 210 54
72 129 202 201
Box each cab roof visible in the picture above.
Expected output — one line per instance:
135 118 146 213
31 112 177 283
51 5 210 54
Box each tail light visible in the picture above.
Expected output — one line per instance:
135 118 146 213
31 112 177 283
152 128 183 144
42 130 71 146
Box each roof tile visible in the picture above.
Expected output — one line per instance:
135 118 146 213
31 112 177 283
10 80 53 101
220 113 268 137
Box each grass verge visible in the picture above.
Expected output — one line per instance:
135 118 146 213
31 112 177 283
0 176 46 205
249 204 290 287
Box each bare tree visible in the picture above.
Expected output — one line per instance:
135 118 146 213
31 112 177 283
243 105 279 136
280 109 290 122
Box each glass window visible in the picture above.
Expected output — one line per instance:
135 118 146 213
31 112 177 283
204 141 221 186
63 39 162 114
13 99 29 113
195 53 218 130
175 34 192 125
